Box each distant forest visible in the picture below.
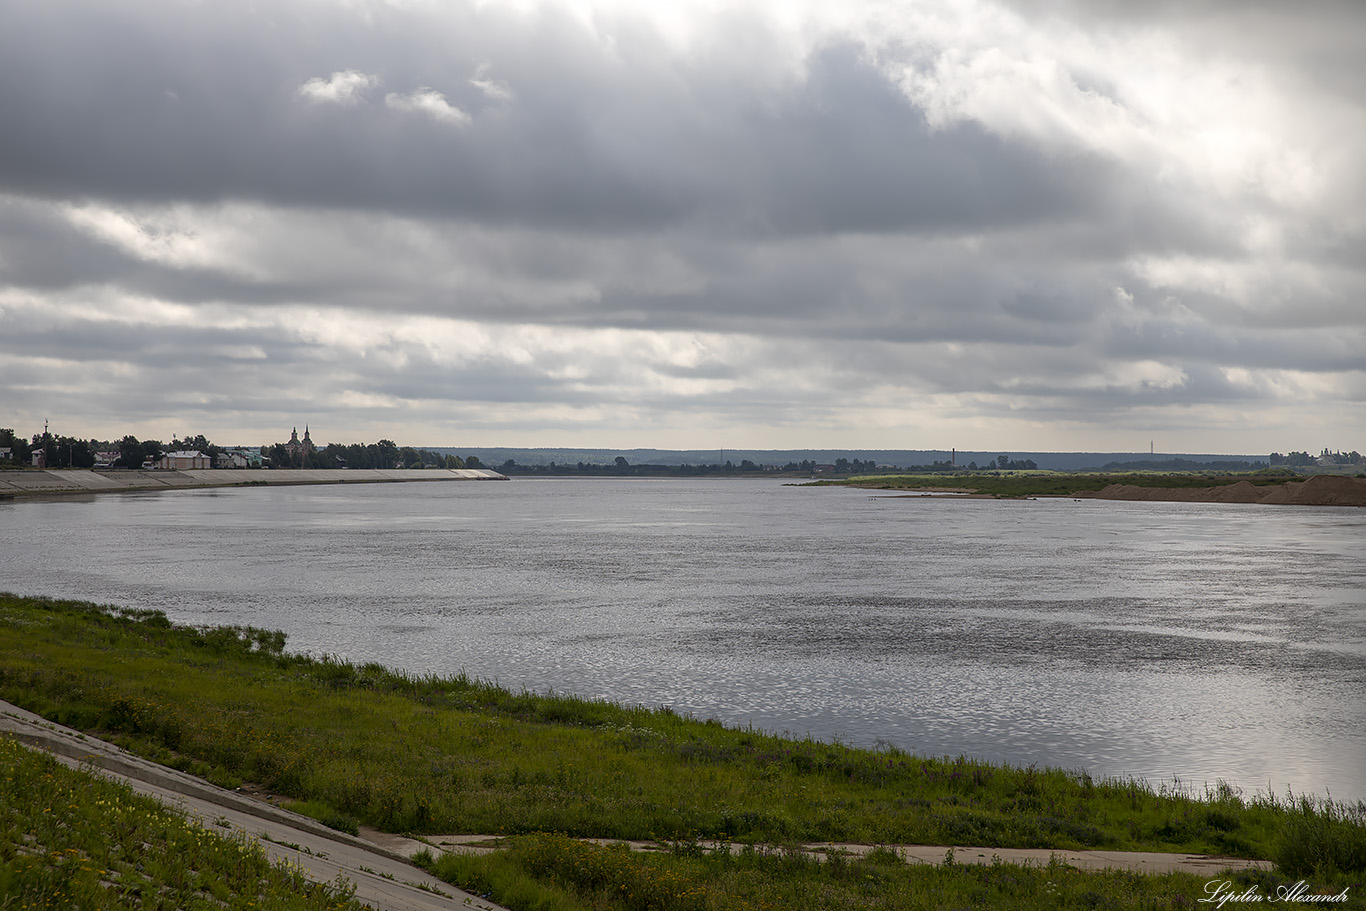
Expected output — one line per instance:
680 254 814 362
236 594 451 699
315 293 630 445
492 457 882 476
1100 458 1268 471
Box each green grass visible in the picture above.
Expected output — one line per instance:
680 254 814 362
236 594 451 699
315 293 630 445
420 832 1364 911
809 470 1299 499
0 734 366 909
2 592 1364 910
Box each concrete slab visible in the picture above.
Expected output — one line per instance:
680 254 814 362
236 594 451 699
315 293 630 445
0 699 508 911
0 467 507 497
392 834 1269 876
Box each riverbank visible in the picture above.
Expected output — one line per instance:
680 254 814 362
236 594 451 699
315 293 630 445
0 467 507 498
1070 474 1366 507
5 593 1364 908
0 701 504 910
835 472 1366 507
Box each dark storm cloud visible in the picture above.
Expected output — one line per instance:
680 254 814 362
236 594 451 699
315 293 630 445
0 306 295 371
0 202 131 289
0 199 315 304
0 2 1134 239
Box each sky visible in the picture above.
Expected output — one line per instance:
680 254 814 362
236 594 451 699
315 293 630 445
2 0 1363 453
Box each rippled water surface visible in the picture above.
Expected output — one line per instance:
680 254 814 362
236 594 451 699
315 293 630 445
4 478 1364 801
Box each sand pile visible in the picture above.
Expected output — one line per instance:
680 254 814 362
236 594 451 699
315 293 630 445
1259 474 1366 506
1074 475 1366 507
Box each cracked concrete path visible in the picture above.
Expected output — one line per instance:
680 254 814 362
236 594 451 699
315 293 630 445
0 699 508 911
383 834 1269 876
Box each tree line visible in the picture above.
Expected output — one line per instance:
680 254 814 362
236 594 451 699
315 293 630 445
0 427 483 471
1270 449 1363 467
265 440 481 470
492 456 885 476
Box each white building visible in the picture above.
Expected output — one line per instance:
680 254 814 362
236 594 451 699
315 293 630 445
158 450 212 470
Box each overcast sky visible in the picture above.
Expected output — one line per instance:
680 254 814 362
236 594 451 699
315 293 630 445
2 0 1362 453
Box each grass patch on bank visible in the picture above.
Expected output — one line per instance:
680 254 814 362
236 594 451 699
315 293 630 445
0 734 365 909
419 832 1363 911
2 593 1365 898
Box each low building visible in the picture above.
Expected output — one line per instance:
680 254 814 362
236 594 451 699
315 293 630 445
158 450 212 470
216 450 248 469
221 447 263 468
93 451 119 469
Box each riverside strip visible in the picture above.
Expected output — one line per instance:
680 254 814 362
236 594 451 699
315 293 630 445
0 467 507 498
1 594 1362 909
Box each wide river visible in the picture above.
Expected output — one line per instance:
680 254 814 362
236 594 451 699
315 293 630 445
3 477 1363 803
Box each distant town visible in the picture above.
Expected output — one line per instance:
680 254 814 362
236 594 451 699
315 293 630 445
1 424 1361 477
0 426 478 472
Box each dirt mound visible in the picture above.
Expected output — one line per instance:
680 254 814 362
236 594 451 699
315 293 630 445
1210 480 1264 503
1075 476 1366 508
1270 474 1366 506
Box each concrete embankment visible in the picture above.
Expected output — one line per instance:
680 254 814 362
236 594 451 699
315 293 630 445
1 699 508 911
0 467 507 498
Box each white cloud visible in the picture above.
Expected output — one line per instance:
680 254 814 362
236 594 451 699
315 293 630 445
297 70 378 105
384 89 472 125
469 64 514 101
60 202 220 270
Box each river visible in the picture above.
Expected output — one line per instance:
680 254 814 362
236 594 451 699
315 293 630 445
3 477 1363 803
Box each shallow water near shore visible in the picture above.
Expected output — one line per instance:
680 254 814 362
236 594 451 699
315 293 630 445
3 477 1364 803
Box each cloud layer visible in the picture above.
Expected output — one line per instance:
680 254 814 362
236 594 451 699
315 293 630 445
1 0 1362 450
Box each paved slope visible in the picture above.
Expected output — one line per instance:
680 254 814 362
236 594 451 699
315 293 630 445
0 699 507 911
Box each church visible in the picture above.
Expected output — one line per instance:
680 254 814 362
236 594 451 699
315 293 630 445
283 426 314 459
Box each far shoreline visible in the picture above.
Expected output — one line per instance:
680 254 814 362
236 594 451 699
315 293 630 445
0 467 507 499
839 473 1366 508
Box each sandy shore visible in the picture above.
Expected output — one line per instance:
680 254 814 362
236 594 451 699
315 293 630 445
1072 474 1366 508
0 467 507 498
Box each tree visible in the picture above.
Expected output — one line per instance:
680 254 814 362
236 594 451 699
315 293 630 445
54 436 94 468
117 435 144 468
376 440 400 469
0 428 29 464
614 456 630 468
465 455 483 469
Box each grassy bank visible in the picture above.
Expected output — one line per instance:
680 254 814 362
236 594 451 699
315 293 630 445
2 593 1364 908
0 734 365 909
807 471 1297 498
419 832 1365 911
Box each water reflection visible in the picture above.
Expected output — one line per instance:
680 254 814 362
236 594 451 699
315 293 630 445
2 478 1363 801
